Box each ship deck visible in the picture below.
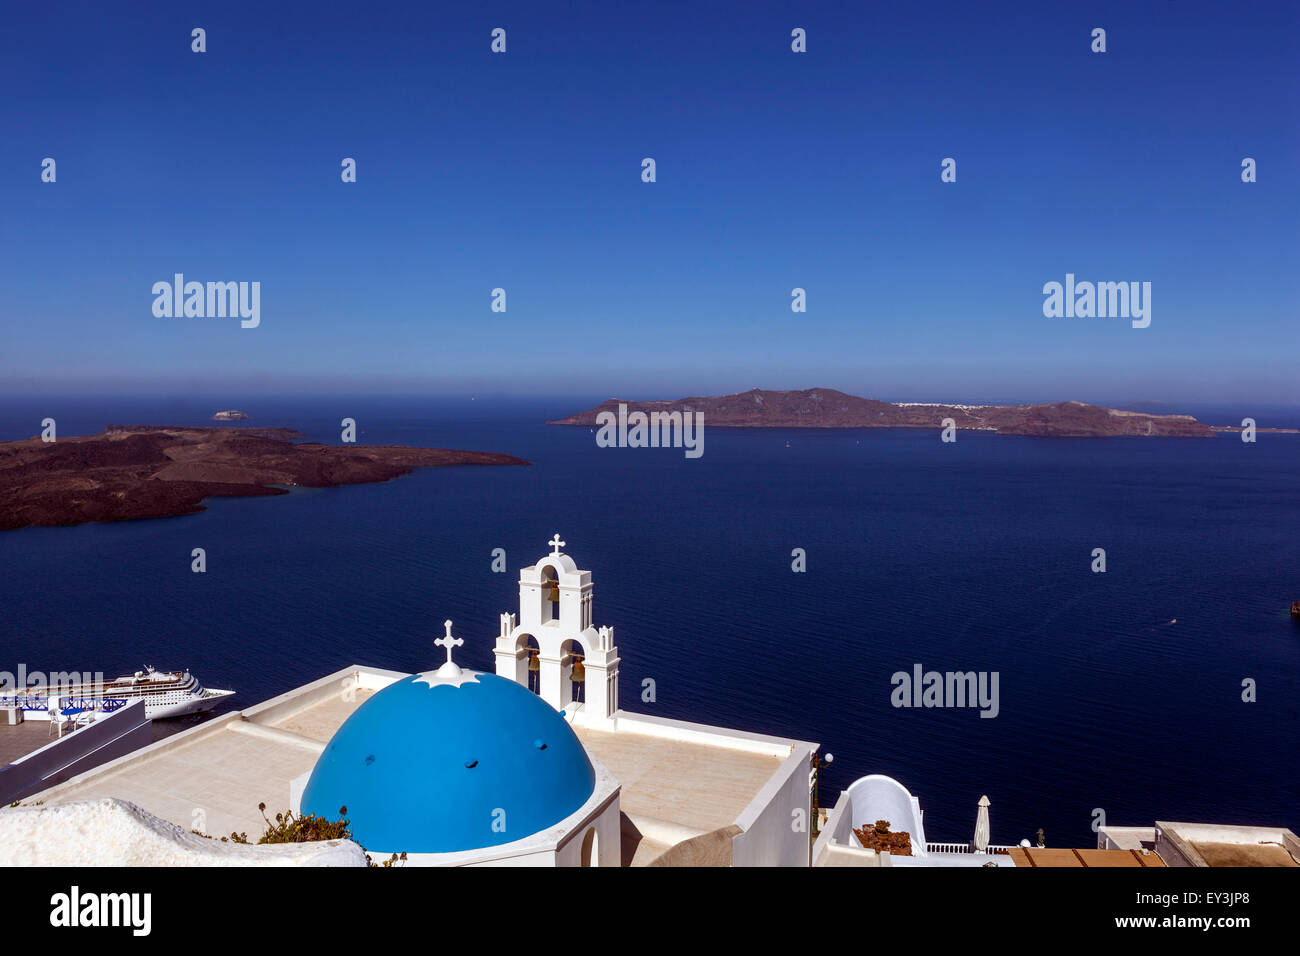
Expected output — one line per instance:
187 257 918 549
62 678 195 693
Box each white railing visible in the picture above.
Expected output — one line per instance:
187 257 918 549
926 842 1014 855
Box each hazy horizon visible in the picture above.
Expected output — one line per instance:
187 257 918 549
3 364 1299 407
1 384 1297 421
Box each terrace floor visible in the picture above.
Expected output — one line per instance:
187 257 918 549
573 722 783 834
0 722 57 767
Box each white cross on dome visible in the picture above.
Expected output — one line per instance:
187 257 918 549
435 619 464 666
548 533 566 555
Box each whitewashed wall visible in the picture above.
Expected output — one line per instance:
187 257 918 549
730 744 816 867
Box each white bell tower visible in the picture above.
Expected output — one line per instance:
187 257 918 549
494 534 620 727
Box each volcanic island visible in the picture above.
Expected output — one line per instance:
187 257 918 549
0 425 529 532
550 388 1218 438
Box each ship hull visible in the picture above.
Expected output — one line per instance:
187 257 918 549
145 689 235 719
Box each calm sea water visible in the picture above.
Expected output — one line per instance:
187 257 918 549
1 395 1297 847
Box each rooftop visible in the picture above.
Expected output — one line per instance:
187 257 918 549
1154 821 1299 868
20 669 378 837
1006 847 1166 868
23 665 809 864
572 723 782 833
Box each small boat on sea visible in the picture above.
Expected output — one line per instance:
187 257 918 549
0 665 234 721
1291 601 1300 620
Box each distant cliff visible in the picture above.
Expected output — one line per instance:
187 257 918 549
0 425 529 531
549 388 1216 438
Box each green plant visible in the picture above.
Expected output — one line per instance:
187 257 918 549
240 801 353 844
223 803 406 863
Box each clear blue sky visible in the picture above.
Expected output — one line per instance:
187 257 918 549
1 0 1296 404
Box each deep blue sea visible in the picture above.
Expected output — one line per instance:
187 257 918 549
1 395 1297 848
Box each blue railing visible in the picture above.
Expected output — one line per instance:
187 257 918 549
0 696 129 713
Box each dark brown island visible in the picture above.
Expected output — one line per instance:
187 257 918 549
550 388 1217 438
0 425 529 532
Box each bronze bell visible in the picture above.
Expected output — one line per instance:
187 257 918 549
547 582 560 603
527 650 540 672
571 657 585 683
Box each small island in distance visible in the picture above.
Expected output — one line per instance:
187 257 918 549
0 425 529 532
550 388 1223 438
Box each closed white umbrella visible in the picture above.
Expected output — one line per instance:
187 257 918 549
973 795 991 852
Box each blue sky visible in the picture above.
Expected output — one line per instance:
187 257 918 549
1 0 1296 403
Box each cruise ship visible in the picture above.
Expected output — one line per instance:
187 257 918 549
0 666 234 721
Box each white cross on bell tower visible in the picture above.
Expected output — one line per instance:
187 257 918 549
548 533 565 555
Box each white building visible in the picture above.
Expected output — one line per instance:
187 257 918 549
814 773 1019 867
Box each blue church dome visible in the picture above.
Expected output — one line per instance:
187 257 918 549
301 670 596 854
